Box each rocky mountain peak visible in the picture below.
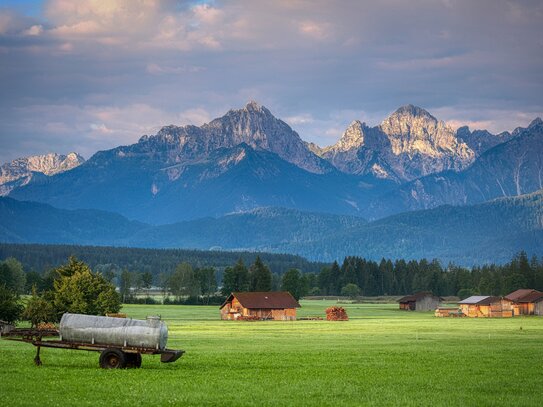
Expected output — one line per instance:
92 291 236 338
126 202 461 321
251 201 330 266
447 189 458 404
320 104 477 181
381 105 438 137
244 100 267 113
529 117 542 129
390 104 436 121
456 126 514 156
331 120 366 152
0 152 85 195
125 102 330 174
380 105 472 160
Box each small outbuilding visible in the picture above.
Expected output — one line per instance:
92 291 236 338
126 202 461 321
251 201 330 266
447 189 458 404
397 291 442 311
0 320 15 334
458 296 513 318
505 289 543 316
220 291 301 321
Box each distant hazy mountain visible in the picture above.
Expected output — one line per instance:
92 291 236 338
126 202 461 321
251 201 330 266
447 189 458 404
127 207 368 250
281 189 543 265
0 196 143 245
0 197 366 250
2 191 542 265
456 126 514 156
0 152 84 195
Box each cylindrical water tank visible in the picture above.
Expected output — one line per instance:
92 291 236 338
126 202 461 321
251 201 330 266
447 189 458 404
59 313 168 350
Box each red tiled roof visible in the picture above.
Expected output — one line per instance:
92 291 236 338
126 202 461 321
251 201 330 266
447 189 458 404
397 291 440 303
505 289 539 302
220 291 301 310
516 290 543 303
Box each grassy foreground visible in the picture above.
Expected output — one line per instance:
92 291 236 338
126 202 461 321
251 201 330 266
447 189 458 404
1 301 542 406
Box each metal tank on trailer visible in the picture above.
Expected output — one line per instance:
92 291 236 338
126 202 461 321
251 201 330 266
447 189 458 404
2 313 184 369
60 313 168 350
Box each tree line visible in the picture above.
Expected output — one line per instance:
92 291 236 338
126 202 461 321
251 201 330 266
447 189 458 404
308 251 543 298
0 243 325 277
2 251 542 324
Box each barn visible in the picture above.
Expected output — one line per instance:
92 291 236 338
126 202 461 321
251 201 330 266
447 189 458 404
397 291 442 311
458 296 514 318
220 292 301 321
505 289 543 316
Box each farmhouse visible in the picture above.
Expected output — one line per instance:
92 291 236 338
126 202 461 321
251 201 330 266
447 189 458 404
220 291 301 321
505 289 543 316
458 296 513 318
397 291 441 311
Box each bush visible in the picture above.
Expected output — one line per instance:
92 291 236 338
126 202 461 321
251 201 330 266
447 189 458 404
122 296 159 305
52 257 121 319
163 295 226 305
341 283 361 299
22 288 55 327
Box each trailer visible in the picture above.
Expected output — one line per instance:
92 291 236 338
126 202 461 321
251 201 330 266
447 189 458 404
1 313 184 369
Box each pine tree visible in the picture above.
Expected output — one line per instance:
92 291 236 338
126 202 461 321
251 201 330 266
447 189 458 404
221 258 250 295
250 256 272 291
281 269 302 299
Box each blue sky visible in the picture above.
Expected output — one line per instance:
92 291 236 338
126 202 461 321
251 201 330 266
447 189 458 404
0 0 542 163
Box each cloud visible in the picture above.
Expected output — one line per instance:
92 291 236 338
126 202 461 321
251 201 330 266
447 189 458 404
22 24 43 36
285 114 315 125
146 63 204 75
298 20 331 41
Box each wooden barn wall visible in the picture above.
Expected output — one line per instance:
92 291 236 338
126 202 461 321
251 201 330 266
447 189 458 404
461 300 514 318
535 301 543 316
415 297 440 311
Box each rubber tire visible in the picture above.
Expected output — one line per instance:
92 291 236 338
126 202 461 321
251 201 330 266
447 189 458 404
125 353 142 368
99 348 127 369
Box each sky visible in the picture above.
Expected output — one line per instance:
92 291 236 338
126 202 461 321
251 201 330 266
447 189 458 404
0 0 542 163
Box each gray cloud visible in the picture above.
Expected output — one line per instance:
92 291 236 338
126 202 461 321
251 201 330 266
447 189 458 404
0 0 542 162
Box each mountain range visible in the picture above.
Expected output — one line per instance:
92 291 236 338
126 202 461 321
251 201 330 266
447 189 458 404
7 102 542 223
1 101 542 264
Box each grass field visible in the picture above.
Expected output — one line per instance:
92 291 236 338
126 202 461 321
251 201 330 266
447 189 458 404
1 301 542 406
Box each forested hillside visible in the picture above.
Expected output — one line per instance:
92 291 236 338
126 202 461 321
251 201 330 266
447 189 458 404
0 243 324 276
282 190 543 264
2 190 542 265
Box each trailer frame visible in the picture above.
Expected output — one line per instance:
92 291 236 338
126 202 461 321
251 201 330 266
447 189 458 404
2 328 184 368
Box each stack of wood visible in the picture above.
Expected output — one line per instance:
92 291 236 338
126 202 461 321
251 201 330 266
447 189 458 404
37 322 57 330
325 306 349 321
237 315 262 321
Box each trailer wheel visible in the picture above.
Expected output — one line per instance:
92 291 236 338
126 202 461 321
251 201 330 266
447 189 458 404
125 353 142 368
99 348 127 369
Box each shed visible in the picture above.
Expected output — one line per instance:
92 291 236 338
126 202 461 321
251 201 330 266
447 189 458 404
220 292 301 321
397 291 442 311
0 320 15 335
505 289 543 316
458 296 513 318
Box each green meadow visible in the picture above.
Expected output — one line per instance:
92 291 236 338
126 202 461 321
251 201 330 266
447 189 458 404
1 301 542 406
